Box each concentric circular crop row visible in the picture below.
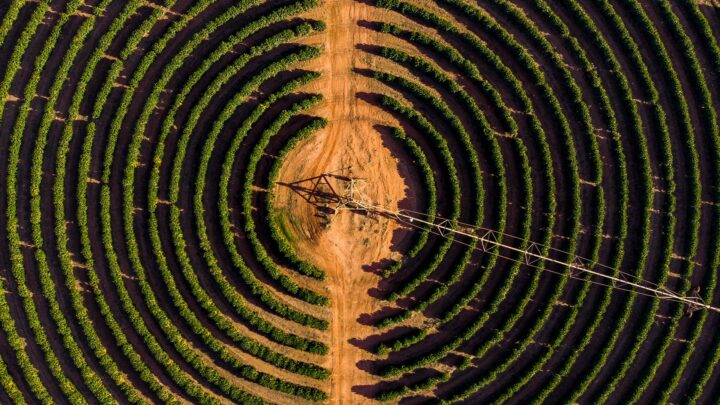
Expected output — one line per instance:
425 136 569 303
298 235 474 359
1 0 720 404
0 0 331 403
352 0 720 403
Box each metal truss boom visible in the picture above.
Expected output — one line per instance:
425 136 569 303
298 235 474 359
280 171 720 315
342 197 720 315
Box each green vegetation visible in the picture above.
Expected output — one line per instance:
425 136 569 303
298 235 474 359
0 0 718 403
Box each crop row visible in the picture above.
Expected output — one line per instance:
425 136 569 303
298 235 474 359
67 0 326 399
151 50 330 385
380 127 437 277
372 0 563 390
675 0 720 402
612 1 702 402
0 1 70 402
369 0 719 402
366 0 668 402
100 2 279 402
375 44 507 321
216 47 330 331
137 4 329 365
190 68 328 354
0 0 24 396
0 0 333 402
452 0 603 400
568 2 671 403
72 0 185 402
115 6 327 402
373 70 483 303
524 0 626 401
423 0 584 398
156 24 328 351
373 93 460 329
371 26 526 353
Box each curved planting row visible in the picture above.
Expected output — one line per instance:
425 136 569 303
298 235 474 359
352 0 720 403
2 0 720 403
0 0 330 403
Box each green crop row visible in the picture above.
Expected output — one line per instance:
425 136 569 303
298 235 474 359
72 1 187 402
411 1 581 400
265 117 329 259
264 106 327 280
152 23 328 356
649 0 712 388
113 3 276 402
71 1 184 402
240 90 329 301
376 0 555 217
187 66 326 352
264 218 326 279
116 4 328 400
676 0 720 402
4 1 91 402
0 2 58 401
185 63 329 372
0 1 23 395
372 0 629 399
373 94 460 306
373 43 508 321
555 1 653 402
380 127 437 277
151 53 329 388
216 51 329 331
374 0 556 222
372 70 483 304
167 29 328 308
588 1 679 402
377 23 517 136
189 65 328 347
45 0 327 402
369 28 530 380
98 1 272 403
375 328 427 356
368 45 506 322
264 215 326 279
372 0 556 393
615 1 701 403
458 0 605 400
525 0 627 401
140 4 328 358
265 114 330 279
132 7 329 329
27 0 147 402
0 1 22 50
376 372 450 402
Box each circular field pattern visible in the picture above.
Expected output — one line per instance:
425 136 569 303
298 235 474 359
1 0 720 403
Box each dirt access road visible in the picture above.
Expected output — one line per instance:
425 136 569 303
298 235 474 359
275 0 412 403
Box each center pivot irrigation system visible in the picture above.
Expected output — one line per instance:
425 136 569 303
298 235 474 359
283 170 720 315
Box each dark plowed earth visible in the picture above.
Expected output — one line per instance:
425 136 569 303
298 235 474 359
0 0 719 404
